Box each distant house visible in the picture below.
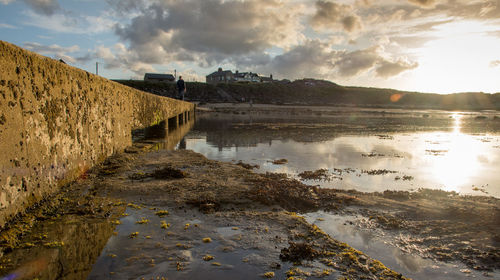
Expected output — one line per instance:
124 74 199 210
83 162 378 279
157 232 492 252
260 74 273 83
206 68 274 84
233 71 261 83
206 68 234 84
144 73 175 83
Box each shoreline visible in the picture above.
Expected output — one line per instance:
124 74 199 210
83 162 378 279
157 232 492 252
0 140 498 279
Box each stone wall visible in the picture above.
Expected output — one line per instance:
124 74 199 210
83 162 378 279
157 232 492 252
0 41 194 228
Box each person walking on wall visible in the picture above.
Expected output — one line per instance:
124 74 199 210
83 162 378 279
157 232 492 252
176 76 186 101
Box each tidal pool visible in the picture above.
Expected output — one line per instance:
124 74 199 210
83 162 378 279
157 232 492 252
302 211 500 280
183 109 500 198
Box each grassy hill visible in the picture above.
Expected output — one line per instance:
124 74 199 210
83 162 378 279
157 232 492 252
115 79 500 110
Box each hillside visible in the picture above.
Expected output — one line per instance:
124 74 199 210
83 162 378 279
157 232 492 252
115 79 500 110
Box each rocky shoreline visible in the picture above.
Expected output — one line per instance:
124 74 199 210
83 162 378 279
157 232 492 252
1 138 498 279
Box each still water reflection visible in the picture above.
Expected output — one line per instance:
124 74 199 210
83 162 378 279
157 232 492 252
303 211 496 280
184 110 500 198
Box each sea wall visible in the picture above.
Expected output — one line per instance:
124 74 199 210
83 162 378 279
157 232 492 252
0 41 194 228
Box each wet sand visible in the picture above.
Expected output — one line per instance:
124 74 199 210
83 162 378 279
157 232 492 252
2 138 498 279
89 144 500 277
0 143 406 279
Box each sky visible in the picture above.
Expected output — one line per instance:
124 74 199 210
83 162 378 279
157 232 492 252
1 0 500 94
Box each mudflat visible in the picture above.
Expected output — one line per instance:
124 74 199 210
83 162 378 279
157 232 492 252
0 105 499 279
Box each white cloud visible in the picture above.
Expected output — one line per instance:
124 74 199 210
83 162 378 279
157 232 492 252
335 47 381 77
264 40 337 79
0 23 18 29
407 0 440 8
226 41 418 81
114 0 304 67
376 58 418 78
490 60 500 68
11 0 492 91
23 42 81 62
94 44 156 76
333 46 419 78
23 9 115 34
24 42 79 53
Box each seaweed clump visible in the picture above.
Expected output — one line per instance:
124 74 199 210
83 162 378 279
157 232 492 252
128 166 187 180
272 159 288 165
298 169 330 181
152 166 187 179
280 242 319 262
236 161 260 170
248 174 320 212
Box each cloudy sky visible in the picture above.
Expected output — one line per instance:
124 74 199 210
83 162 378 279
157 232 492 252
1 0 500 94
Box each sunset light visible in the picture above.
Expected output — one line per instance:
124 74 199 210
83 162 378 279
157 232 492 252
1 1 500 279
1 0 500 93
409 20 500 94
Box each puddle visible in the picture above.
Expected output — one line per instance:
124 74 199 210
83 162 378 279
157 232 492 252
0 214 118 280
302 211 500 279
87 206 298 280
216 226 243 237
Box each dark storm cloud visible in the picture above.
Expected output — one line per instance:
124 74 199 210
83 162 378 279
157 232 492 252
310 0 363 33
23 0 60 16
114 0 302 66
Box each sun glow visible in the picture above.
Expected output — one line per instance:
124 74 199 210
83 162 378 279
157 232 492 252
409 20 500 94
428 114 481 191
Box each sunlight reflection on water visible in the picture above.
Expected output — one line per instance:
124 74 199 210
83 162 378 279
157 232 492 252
185 112 500 198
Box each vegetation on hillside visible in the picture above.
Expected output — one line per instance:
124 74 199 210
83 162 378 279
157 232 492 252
115 79 500 110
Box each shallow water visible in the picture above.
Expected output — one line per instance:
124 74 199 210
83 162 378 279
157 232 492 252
87 207 279 280
303 211 500 280
2 108 498 279
184 109 500 198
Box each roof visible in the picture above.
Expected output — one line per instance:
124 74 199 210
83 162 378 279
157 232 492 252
234 72 259 78
144 73 175 80
207 70 233 77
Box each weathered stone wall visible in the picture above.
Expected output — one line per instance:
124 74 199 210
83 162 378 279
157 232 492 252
0 41 194 228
